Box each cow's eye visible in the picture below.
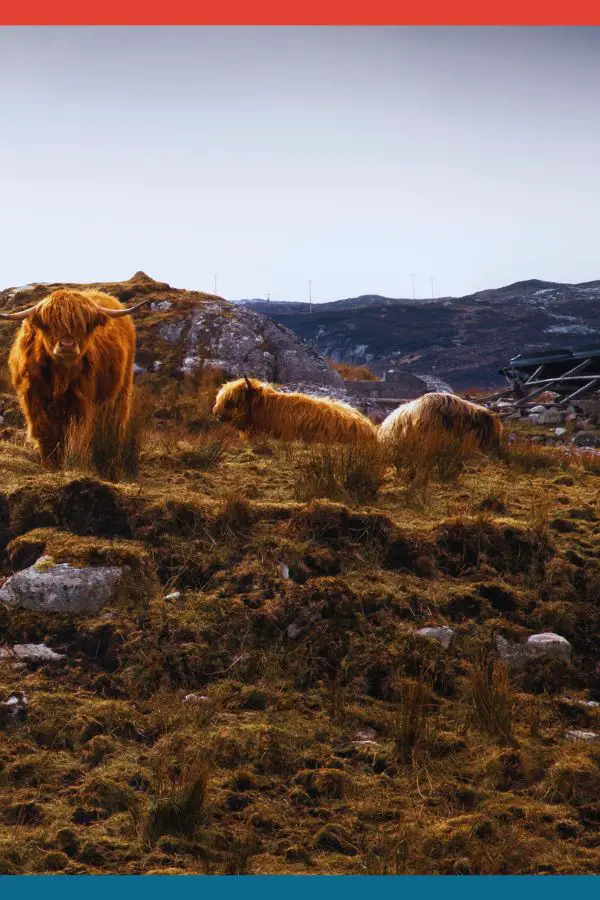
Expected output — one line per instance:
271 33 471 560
38 322 49 332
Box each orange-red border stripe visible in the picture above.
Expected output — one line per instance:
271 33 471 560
1 0 599 31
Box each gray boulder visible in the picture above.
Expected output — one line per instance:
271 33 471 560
496 632 572 670
0 556 122 615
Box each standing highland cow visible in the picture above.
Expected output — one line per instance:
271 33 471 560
213 376 378 445
1 289 149 469
379 392 503 453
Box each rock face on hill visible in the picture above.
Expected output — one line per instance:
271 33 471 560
0 273 341 389
241 279 600 389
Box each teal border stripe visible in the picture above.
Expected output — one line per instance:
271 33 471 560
0 875 597 895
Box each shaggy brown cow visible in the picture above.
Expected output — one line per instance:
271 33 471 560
2 288 148 469
213 377 378 445
378 391 503 453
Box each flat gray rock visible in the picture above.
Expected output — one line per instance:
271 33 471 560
0 556 122 615
0 643 64 662
565 730 599 743
415 626 455 650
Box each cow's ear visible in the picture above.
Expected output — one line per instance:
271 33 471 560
89 312 108 332
30 313 48 332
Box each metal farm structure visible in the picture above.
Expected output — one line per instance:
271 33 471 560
483 346 600 409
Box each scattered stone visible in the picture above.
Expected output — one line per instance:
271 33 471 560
528 414 541 425
164 591 181 602
354 728 377 743
415 626 455 650
183 694 210 704
0 558 122 615
565 730 600 743
572 431 600 448
286 611 319 640
0 691 28 722
555 427 567 437
538 410 564 425
496 632 572 670
0 644 64 662
496 401 516 410
529 405 549 414
279 563 290 580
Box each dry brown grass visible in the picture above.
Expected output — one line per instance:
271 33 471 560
390 421 482 501
502 437 571 474
63 387 153 482
290 440 390 505
391 677 434 763
141 756 211 845
468 656 517 746
327 360 380 381
0 376 599 875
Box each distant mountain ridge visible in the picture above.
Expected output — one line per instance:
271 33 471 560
238 279 600 388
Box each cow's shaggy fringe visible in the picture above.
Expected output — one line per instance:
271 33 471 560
213 377 378 445
379 392 503 455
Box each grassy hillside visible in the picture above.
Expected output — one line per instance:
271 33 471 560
0 372 599 874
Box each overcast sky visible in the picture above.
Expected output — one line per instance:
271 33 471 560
1 26 599 302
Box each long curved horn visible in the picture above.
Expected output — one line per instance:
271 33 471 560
0 303 40 320
95 298 151 318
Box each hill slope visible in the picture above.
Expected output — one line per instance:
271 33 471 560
241 280 600 388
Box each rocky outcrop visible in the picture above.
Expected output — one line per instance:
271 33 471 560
0 273 342 389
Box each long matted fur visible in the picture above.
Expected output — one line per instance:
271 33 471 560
6 289 142 468
378 392 503 452
213 377 377 445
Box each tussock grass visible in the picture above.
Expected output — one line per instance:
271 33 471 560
64 388 152 482
391 677 434 763
141 756 211 845
391 421 481 494
290 441 389 505
502 438 571 474
468 656 517 747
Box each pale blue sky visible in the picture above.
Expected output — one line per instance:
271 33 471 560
1 26 599 302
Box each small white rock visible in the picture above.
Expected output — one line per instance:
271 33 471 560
415 626 455 650
555 427 567 437
354 728 377 742
0 691 28 717
164 591 181 601
565 730 600 743
279 563 290 580
183 693 209 704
